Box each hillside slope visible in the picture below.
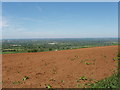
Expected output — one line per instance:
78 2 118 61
2 46 118 88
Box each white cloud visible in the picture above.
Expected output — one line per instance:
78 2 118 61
0 17 9 28
2 21 9 27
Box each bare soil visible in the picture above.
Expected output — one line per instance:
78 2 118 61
2 46 118 88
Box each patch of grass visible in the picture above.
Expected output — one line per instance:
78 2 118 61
79 76 87 80
2 51 27 54
113 52 120 61
85 62 93 65
85 83 92 86
0 81 3 84
12 81 21 84
45 84 52 88
22 76 29 81
76 84 83 88
89 73 119 88
80 59 89 63
77 76 88 82
87 78 97 82
113 57 120 60
61 80 64 83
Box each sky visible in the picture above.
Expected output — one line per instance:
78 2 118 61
2 2 118 39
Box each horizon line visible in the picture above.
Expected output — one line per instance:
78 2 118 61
1 37 118 40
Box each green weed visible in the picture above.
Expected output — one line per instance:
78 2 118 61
113 57 120 60
79 76 87 80
61 80 64 83
85 62 92 65
22 76 29 81
0 81 3 84
77 76 88 82
45 84 52 88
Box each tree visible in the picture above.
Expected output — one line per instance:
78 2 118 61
49 48 52 51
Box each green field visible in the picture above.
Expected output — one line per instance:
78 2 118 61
1 38 118 54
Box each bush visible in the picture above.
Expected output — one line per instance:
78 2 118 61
28 49 38 52
49 48 52 51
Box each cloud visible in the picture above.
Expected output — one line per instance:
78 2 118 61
2 16 42 39
0 17 9 28
1 21 9 28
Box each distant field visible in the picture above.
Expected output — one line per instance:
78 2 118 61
1 45 118 54
1 51 28 54
1 38 118 54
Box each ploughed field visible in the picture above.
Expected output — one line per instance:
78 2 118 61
2 46 118 88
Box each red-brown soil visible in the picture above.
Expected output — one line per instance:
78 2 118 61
2 46 118 88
